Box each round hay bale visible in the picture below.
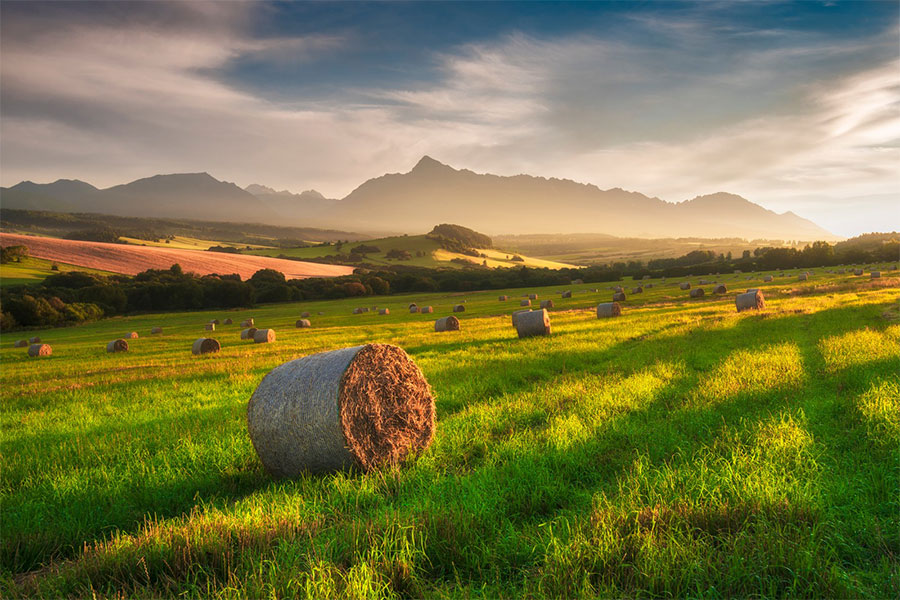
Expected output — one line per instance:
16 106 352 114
28 336 41 344
295 319 311 328
520 299 531 307
763 275 773 282
205 323 216 331
614 286 624 293
498 295 509 301
106 339 128 353
561 291 572 299
871 271 881 279
28 344 52 357
540 299 554 309
528 294 538 300
516 308 551 338
247 343 434 476
301 312 311 319
713 284 727 294
434 316 460 332
192 337 220 355
512 309 532 327
209 319 220 325
736 290 765 312
379 308 390 315
680 282 691 290
646 283 654 288
408 303 418 310
612 291 626 302
853 269 863 276
224 318 233 325
631 287 643 294
798 273 808 281
572 278 583 285
353 307 363 314
453 304 466 313
409 306 419 313
596 302 621 318
126 332 139 339
689 288 705 298
254 329 276 343
14 339 28 348
151 327 163 334
240 327 258 340
421 306 434 314
240 318 255 327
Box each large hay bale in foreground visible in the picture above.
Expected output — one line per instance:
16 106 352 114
434 316 460 332
241 327 258 340
713 284 727 294
295 319 311 328
520 299 531 307
205 323 216 331
254 329 276 343
689 288 705 298
379 308 390 315
763 275 773 282
28 344 52 357
612 291 626 302
106 339 128 353
28 336 41 344
512 309 531 327
516 308 551 338
871 271 881 279
736 290 765 312
561 291 572 298
596 302 621 318
192 337 220 355
680 282 691 290
421 306 433 314
247 343 435 476
453 304 466 313
540 299 554 309
14 339 28 348
151 327 163 334
126 332 139 339
240 318 255 327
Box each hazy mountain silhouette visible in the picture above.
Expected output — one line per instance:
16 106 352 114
1 157 836 239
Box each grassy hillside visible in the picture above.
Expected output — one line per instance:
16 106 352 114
248 234 577 269
2 266 898 597
0 256 115 288
118 235 274 251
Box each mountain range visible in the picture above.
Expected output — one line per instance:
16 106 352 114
0 157 836 240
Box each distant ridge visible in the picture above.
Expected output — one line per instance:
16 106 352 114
0 158 836 239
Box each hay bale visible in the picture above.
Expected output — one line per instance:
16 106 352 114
631 287 643 294
28 336 41 344
528 293 538 300
301 312 311 318
561 291 572 299
643 275 651 280
408 303 418 310
596 302 621 318
151 327 163 334
680 282 691 290
540 299 554 309
453 304 466 313
126 332 138 339
515 308 551 338
646 283 654 288
689 288 705 298
798 273 808 281
421 306 433 314
871 271 881 279
699 279 711 285
763 275 773 282
353 307 363 314
224 318 233 325
498 295 508 301
14 340 28 348
209 319 220 325
205 323 216 331
409 306 419 314
379 308 390 315
613 286 624 293
247 343 434 476
28 344 52 357
571 278 583 285
192 337 220 355
520 299 531 307
713 284 727 294
735 290 765 312
512 309 532 327
254 329 276 343
241 327 258 340
434 316 460 332
295 319 311 328
106 339 128 353
853 269 863 276
240 318 255 327
612 291 626 302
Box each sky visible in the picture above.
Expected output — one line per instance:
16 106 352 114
1 0 898 237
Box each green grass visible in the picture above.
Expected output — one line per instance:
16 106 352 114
1 267 898 597
0 257 115 288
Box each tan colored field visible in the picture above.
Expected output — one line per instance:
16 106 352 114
0 233 354 280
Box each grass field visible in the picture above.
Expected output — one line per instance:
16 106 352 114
0 256 115 288
118 236 275 251
248 234 576 270
2 267 898 597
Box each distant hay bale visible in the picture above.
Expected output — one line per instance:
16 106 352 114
28 344 52 357
106 339 128 353
689 288 705 298
596 302 622 318
254 329 276 343
301 312 311 318
680 282 691 290
247 343 434 476
209 319 220 325
241 327 258 340
434 316 460 332
853 269 863 276
28 336 41 344
379 308 390 315
151 327 163 334
699 279 711 285
734 269 742 274
837 269 845 274
512 309 531 327
453 304 466 312
14 340 28 348
646 283 654 288
631 287 643 294
612 291 626 302
498 295 509 301
408 303 418 310
529 294 538 300
224 318 233 325
353 307 363 314
561 291 572 298
713 284 727 294
362 307 370 312
409 306 419 313
871 271 881 279
240 318 255 327
520 299 531 307
295 319 311 328
763 275 773 282
736 290 765 312
205 323 216 331
540 299 554 309
798 273 808 281
613 286 623 293
192 337 220 355
421 306 433 313
571 278 583 285
515 308 551 338
643 275 651 280
126 332 138 339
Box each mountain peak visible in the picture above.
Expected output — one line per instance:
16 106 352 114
411 155 454 174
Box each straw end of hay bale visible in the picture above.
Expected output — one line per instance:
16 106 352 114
295 319 311 328
192 337 220 355
106 339 128 353
453 304 466 312
28 344 52 357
